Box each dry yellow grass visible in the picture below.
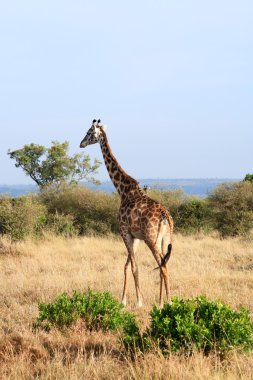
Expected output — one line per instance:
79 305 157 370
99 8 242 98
0 233 253 379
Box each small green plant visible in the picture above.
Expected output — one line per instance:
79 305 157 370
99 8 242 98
33 290 140 342
144 296 253 356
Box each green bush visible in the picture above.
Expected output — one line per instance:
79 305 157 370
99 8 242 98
34 291 253 357
33 290 140 343
174 198 213 234
143 296 253 356
0 195 46 240
45 212 78 237
208 182 253 237
39 184 120 236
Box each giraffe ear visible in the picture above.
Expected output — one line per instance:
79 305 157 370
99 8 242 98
97 119 107 131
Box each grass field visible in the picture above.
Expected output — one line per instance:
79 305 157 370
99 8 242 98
0 234 253 379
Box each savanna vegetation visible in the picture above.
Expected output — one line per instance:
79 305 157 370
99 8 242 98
0 234 252 379
1 145 253 378
4 141 252 240
0 180 253 240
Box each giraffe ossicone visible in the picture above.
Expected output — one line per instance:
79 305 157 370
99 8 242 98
80 119 174 308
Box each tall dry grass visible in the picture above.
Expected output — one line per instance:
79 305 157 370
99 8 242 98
0 234 252 379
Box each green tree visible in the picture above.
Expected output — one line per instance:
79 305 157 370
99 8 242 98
244 173 253 183
8 141 101 188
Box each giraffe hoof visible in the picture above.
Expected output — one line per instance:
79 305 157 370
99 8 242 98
121 299 127 307
136 300 143 308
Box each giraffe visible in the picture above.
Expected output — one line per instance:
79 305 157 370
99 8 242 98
80 119 174 308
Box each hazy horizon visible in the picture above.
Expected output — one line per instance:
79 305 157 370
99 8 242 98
0 178 240 199
0 177 240 187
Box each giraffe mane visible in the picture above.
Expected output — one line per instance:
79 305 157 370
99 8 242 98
100 128 140 188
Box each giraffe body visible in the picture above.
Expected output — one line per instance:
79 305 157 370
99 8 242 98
80 120 173 308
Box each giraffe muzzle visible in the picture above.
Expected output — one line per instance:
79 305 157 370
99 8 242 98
80 140 88 148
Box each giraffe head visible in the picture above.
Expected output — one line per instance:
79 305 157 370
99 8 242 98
80 119 106 148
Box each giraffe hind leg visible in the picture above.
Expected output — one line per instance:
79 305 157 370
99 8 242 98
161 264 171 306
144 239 166 308
161 235 172 305
146 237 172 308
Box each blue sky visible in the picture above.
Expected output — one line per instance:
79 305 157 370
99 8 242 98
0 1 252 184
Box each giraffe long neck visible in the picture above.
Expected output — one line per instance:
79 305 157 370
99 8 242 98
99 130 141 197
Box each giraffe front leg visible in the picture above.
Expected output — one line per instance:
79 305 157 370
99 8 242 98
121 254 130 306
121 234 142 307
130 254 143 307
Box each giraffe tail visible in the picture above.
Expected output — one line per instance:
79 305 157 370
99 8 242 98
153 243 172 270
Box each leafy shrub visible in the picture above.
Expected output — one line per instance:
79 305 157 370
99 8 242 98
208 182 253 237
0 196 46 240
34 290 140 343
143 296 253 356
175 198 213 234
45 212 78 237
39 184 120 236
33 291 253 357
